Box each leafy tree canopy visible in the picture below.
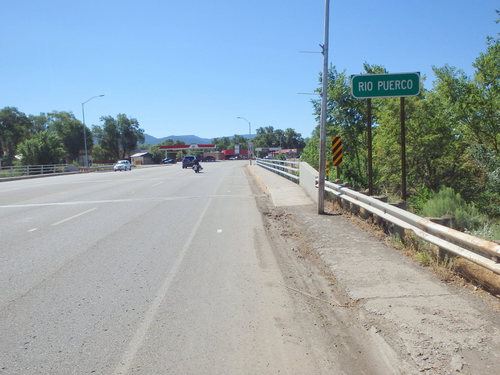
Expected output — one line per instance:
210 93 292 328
45 111 89 163
0 107 32 162
16 131 66 165
252 127 305 150
93 114 145 160
302 18 499 217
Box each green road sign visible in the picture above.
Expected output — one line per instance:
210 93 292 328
351 72 420 99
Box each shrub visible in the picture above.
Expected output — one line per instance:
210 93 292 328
420 186 484 231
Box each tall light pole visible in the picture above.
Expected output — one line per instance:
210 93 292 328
236 116 252 165
81 94 104 167
318 0 330 214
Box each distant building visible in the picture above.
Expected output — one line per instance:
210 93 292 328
130 152 154 165
270 149 298 158
221 149 249 159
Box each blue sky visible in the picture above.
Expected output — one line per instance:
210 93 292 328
1 0 498 140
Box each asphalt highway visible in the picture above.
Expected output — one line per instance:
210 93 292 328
0 161 338 374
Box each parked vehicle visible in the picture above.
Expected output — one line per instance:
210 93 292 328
182 155 198 168
203 156 216 162
113 160 131 171
162 158 176 164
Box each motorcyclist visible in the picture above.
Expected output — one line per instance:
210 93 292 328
192 158 202 172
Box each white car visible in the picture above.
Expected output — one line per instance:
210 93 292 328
113 160 131 171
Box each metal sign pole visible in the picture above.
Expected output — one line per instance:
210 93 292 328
400 97 407 200
367 98 373 195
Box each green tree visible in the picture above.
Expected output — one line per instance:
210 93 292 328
372 89 469 198
431 33 499 216
231 135 248 149
212 136 231 151
93 114 145 160
302 13 499 219
149 145 164 163
91 144 113 163
253 126 277 148
28 114 49 133
16 131 66 165
307 65 382 186
0 107 32 163
46 111 89 163
301 128 320 169
282 128 306 149
157 139 185 147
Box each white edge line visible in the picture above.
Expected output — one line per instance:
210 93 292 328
51 207 97 226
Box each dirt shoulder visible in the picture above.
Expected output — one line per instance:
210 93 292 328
247 169 500 374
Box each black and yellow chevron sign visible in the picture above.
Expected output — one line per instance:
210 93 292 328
331 136 343 166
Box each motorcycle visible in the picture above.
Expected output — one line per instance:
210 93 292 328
192 164 203 173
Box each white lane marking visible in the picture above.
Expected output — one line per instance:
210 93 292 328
28 228 38 232
112 197 213 375
51 207 97 226
151 182 163 187
217 229 222 233
0 194 253 209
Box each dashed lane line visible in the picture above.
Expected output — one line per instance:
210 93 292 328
51 207 97 226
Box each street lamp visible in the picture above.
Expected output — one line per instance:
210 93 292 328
236 116 252 165
81 94 104 167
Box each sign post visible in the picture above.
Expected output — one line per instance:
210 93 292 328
367 99 373 195
400 97 407 200
350 72 420 200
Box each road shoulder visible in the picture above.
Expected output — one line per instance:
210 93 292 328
246 166 500 374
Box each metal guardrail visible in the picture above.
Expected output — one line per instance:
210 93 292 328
321 179 500 274
0 163 115 178
254 159 500 274
0 164 71 177
255 158 299 182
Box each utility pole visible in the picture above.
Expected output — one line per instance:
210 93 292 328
318 0 330 214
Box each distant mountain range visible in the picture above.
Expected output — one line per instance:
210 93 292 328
141 134 254 146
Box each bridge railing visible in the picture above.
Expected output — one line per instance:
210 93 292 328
255 158 299 183
0 163 114 178
320 179 499 274
0 164 72 177
255 159 500 275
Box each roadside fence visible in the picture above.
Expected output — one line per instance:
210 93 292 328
0 163 114 178
256 160 500 275
255 158 299 183
0 164 72 177
321 179 500 275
